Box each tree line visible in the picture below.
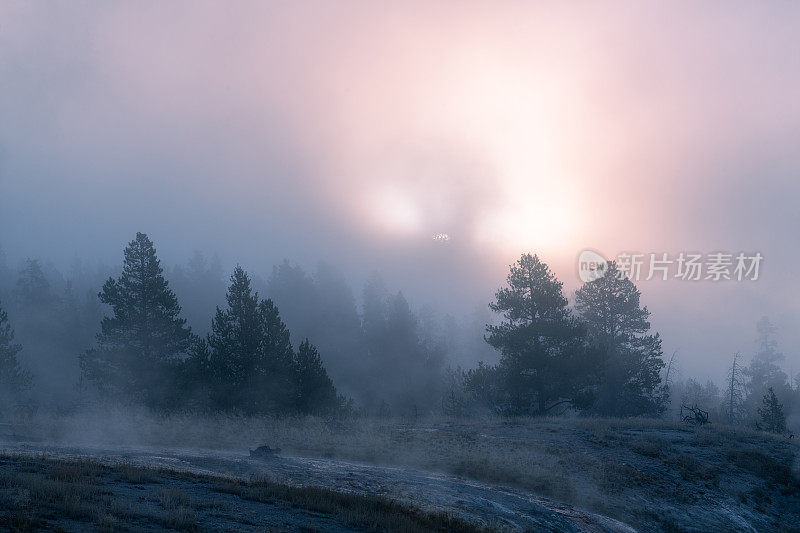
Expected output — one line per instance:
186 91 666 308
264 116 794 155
75 233 343 415
0 233 450 416
0 237 797 431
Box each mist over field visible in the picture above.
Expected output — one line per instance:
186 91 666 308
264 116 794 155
3 2 800 384
0 2 799 531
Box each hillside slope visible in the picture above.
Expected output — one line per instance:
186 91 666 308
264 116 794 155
5 414 799 531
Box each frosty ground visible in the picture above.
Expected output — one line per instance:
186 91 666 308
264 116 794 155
0 413 797 531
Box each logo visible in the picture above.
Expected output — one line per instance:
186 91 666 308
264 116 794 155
578 250 608 282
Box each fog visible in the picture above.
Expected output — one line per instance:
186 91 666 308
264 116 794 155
2 5 800 531
2 1 800 387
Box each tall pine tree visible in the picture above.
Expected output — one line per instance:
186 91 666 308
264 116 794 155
0 299 31 417
12 259 61 400
257 298 297 412
205 266 263 411
574 261 666 417
201 266 297 414
294 339 338 415
758 387 786 434
487 254 601 415
744 317 791 420
80 233 193 408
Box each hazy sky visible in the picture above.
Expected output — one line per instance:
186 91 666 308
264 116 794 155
1 2 799 381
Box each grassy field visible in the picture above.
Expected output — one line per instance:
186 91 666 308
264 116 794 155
0 454 483 532
15 410 800 531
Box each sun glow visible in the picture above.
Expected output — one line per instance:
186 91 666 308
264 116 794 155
363 54 585 252
366 182 425 237
458 56 589 249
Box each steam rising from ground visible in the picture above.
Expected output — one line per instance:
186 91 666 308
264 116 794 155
5 407 797 531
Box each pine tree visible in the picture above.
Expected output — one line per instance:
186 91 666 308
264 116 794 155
359 273 439 414
203 266 297 414
12 259 60 396
386 292 440 410
745 317 790 418
255 298 296 413
487 253 601 415
575 261 666 417
80 233 193 408
266 261 366 408
757 387 786 434
15 259 54 308
362 272 389 358
177 338 213 410
464 361 503 412
0 299 31 415
294 339 338 415
205 266 263 411
360 283 443 415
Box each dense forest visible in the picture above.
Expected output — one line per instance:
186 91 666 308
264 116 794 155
0 234 797 433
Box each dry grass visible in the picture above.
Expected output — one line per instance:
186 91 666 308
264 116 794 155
725 446 796 486
12 409 800 531
213 477 484 532
0 454 485 532
115 461 161 484
24 409 800 487
156 486 197 530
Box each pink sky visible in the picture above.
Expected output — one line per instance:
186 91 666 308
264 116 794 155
1 2 799 381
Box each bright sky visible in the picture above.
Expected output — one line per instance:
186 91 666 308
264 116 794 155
1 2 799 381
